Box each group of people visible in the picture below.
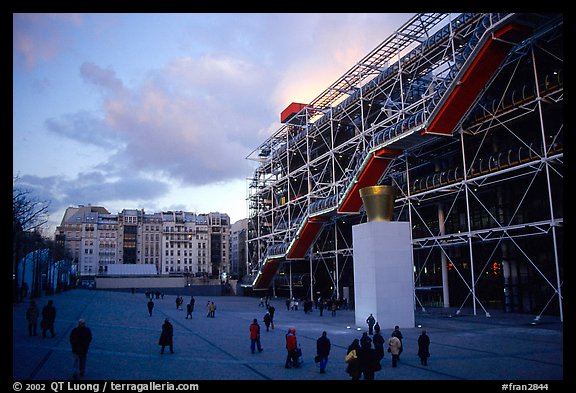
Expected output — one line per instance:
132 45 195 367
24 294 431 380
26 299 92 378
25 299 56 338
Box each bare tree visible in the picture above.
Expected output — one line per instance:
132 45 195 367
13 176 51 302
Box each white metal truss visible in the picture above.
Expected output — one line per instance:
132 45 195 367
245 13 563 321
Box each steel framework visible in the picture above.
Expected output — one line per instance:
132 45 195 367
244 13 563 320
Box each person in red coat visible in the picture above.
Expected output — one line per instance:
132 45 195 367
285 328 299 368
249 318 263 353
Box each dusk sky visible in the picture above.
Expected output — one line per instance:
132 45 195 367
13 13 414 235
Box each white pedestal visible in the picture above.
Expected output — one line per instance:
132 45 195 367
352 221 415 330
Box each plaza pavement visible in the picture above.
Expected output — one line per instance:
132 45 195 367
12 289 564 385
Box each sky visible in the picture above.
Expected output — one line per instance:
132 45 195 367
13 12 414 236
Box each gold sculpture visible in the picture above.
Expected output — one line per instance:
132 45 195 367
359 185 395 222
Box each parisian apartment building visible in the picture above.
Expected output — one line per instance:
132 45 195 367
55 205 231 278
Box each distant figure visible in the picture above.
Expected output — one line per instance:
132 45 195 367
374 321 381 335
285 298 291 311
316 331 331 374
358 334 381 380
372 330 385 360
345 339 361 380
331 301 337 317
26 300 39 336
267 305 275 330
159 319 174 354
69 319 92 378
20 282 29 300
319 300 325 317
147 299 154 317
417 329 431 366
388 334 402 367
259 297 265 307
360 332 372 348
391 325 404 359
209 301 216 318
285 328 299 368
366 314 376 335
41 300 56 338
249 318 263 353
186 298 194 319
263 311 272 331
189 296 196 312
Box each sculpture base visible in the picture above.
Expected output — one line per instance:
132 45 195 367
352 221 415 330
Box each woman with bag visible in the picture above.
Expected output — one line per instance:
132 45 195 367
285 328 299 368
345 338 361 380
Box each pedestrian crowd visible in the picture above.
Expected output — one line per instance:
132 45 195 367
22 294 431 380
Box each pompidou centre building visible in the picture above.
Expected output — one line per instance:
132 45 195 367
244 13 563 320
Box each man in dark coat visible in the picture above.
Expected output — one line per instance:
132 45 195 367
357 336 380 380
26 300 39 336
69 319 92 378
372 330 385 360
263 311 272 331
147 299 154 317
267 305 275 330
417 329 431 366
366 314 376 335
159 319 174 354
316 331 331 374
41 300 56 338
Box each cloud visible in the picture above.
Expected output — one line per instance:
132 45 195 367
17 172 171 224
13 13 84 70
73 60 272 186
45 110 122 149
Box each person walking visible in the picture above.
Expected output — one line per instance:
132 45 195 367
373 329 385 361
69 319 92 379
357 335 381 380
189 296 196 316
391 325 404 359
185 300 194 319
249 318 263 353
147 299 154 317
159 318 174 354
316 331 331 374
263 311 272 332
26 300 39 337
209 301 216 318
388 334 401 367
374 321 381 335
417 329 431 366
345 339 361 380
285 328 299 368
331 301 337 317
267 305 275 330
41 300 56 338
366 314 376 335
